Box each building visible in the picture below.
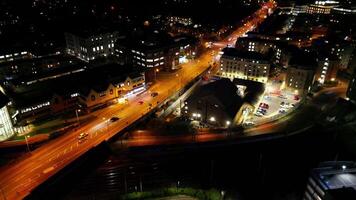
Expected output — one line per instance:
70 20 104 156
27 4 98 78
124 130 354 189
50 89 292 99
184 78 265 126
219 48 271 83
0 91 14 141
115 30 197 71
347 70 356 103
0 50 33 64
0 54 86 83
6 64 146 124
79 73 145 110
304 161 356 200
306 1 340 15
312 38 354 71
315 54 339 85
167 16 193 26
65 30 122 62
235 37 293 67
184 78 244 127
286 52 316 95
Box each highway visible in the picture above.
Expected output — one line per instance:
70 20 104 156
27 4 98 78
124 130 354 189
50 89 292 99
0 2 276 200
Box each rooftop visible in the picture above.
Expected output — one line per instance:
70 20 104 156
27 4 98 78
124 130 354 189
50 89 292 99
312 161 356 191
6 63 146 108
222 48 270 62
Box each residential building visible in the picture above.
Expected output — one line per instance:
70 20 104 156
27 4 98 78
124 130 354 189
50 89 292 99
315 54 339 85
303 161 356 200
219 48 271 83
286 52 316 95
235 37 293 67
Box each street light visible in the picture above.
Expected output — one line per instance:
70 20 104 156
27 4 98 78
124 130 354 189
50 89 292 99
221 190 225 200
24 135 31 153
75 109 81 125
154 68 159 81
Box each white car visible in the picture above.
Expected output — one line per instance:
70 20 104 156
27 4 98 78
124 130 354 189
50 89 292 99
243 121 255 127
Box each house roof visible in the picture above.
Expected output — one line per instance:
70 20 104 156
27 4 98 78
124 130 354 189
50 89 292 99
7 64 146 107
187 78 244 118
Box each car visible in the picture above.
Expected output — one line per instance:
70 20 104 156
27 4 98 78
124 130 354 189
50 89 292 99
258 108 267 113
138 101 144 105
243 121 255 127
78 132 88 140
110 117 120 122
254 112 263 117
278 95 287 99
264 96 271 100
279 109 286 114
151 92 158 97
260 103 269 109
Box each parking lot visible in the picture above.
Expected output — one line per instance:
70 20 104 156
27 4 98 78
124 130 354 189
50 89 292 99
246 90 300 125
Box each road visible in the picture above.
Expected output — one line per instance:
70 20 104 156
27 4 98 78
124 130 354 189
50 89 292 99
0 2 276 200
118 84 347 149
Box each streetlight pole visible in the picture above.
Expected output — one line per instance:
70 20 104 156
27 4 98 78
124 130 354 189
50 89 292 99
75 109 81 125
24 135 30 153
154 68 159 82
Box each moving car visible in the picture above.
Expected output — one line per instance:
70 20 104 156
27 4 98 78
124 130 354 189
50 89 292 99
110 117 120 122
151 92 158 97
78 132 88 140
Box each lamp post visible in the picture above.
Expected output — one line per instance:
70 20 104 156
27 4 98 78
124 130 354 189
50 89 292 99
24 135 30 153
220 190 225 200
75 109 81 125
154 68 159 82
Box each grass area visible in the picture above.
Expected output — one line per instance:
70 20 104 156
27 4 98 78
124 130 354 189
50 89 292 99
9 114 96 142
120 187 221 200
11 121 73 141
